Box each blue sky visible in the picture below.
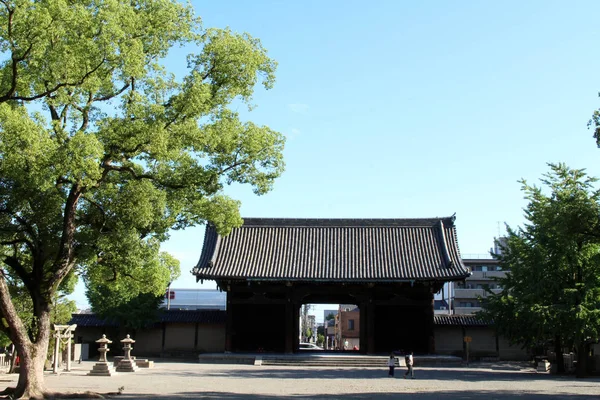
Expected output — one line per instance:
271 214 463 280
70 1 600 319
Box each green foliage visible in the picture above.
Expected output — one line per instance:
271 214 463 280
317 325 325 336
325 313 335 321
86 251 179 328
317 333 325 347
305 328 313 341
480 163 600 355
87 287 164 330
0 0 284 393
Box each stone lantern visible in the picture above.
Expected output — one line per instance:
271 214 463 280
116 334 138 372
88 335 116 376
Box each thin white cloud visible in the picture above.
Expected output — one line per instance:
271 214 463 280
288 103 309 114
286 128 301 140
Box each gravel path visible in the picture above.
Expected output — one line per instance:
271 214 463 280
1 361 599 399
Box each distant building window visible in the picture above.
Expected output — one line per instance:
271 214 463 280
348 319 355 330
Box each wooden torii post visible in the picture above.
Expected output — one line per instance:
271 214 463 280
53 324 77 373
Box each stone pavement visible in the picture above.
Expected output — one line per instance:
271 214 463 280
1 361 599 399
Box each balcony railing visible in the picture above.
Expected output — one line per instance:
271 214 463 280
454 288 503 299
454 288 485 299
468 271 507 280
453 306 482 315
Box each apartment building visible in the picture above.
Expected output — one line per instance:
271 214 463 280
453 258 505 314
334 304 360 350
453 238 508 315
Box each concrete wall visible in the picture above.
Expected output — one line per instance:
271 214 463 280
76 321 527 360
466 327 497 356
164 323 196 351
434 327 464 357
434 325 528 360
74 327 106 361
133 328 163 355
75 323 226 358
498 336 529 361
197 325 226 352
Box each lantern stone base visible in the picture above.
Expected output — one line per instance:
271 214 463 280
116 358 139 372
136 359 154 368
88 362 116 376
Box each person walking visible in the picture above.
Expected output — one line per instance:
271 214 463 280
387 353 397 377
404 351 414 379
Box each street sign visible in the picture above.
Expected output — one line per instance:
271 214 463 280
464 336 472 343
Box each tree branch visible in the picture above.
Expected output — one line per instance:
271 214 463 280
47 185 82 290
94 81 130 102
102 162 187 189
1 57 106 103
0 42 33 103
0 238 34 255
2 256 34 295
0 271 32 350
80 195 107 232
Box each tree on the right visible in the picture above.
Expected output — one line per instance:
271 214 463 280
479 163 600 377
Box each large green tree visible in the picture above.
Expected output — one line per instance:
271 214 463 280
480 164 600 377
0 1 284 398
86 251 180 330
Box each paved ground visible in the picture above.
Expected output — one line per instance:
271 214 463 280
1 361 599 399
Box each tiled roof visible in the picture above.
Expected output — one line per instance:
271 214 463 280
434 314 491 327
70 313 118 327
70 310 226 327
193 217 470 282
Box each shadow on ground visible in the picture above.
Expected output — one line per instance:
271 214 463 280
110 391 600 400
194 367 597 384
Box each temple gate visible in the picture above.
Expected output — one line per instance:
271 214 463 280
193 217 469 354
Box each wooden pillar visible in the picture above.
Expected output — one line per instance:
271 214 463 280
293 302 300 352
428 294 435 354
367 301 375 354
225 293 233 352
285 298 294 354
359 302 368 354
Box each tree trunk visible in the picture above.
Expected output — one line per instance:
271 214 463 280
8 348 18 374
0 273 52 399
11 306 52 399
554 335 565 374
576 341 587 378
14 338 50 399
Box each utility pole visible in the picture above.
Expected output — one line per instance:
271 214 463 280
167 281 172 310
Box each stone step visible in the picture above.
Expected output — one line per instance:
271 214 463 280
88 362 117 376
198 354 463 368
